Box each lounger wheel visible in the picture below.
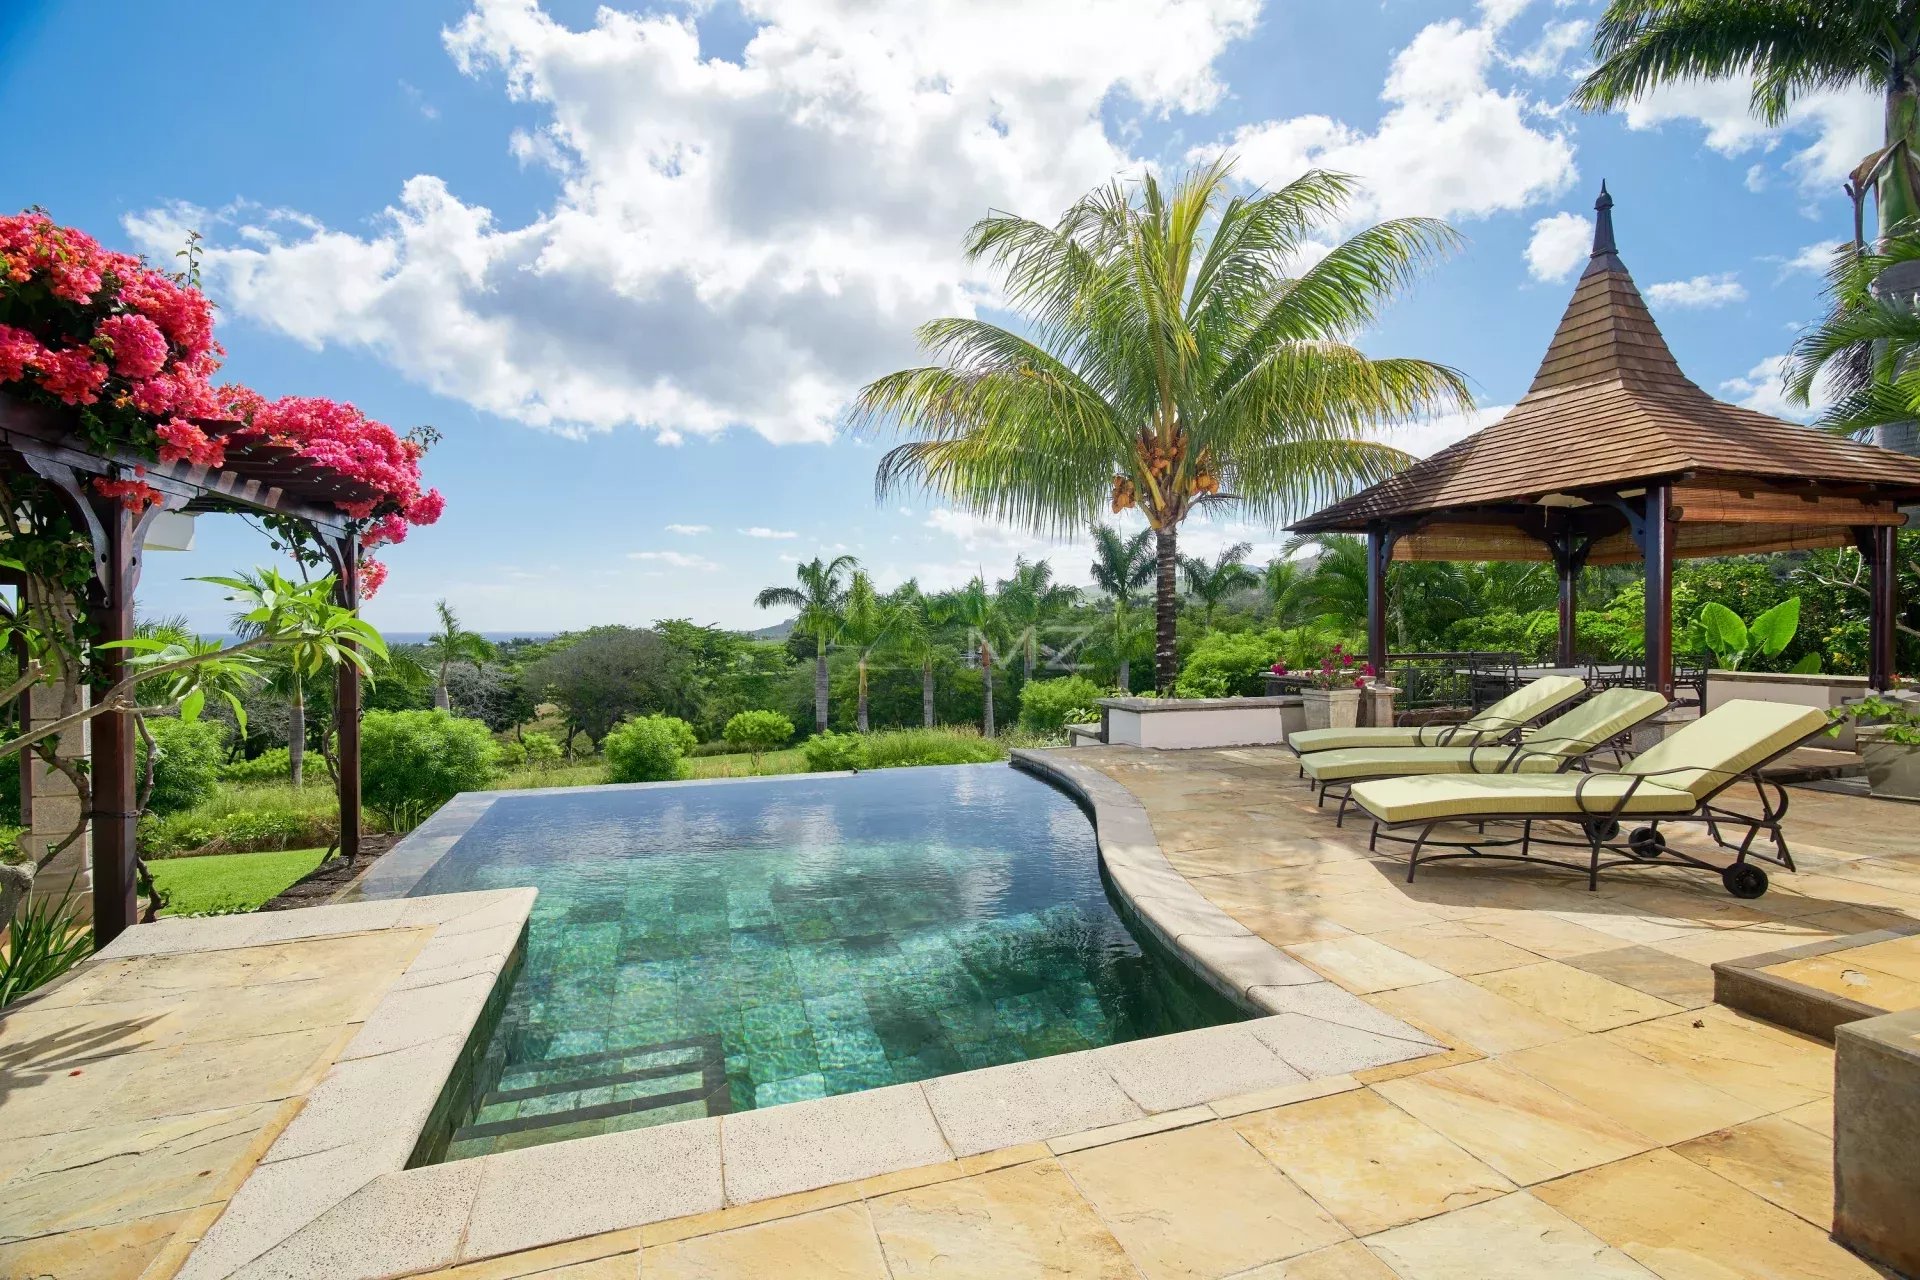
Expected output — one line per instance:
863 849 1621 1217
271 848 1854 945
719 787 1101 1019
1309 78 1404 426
1586 818 1621 842
1626 827 1663 858
1721 862 1768 899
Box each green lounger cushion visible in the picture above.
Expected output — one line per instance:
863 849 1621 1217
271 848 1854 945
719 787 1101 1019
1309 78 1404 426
1289 674 1586 755
1300 744 1567 783
1302 688 1669 784
1350 772 1697 826
1622 699 1829 802
1351 697 1828 826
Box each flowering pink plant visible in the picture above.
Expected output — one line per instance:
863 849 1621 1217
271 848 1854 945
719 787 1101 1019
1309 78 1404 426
1 211 444 597
1303 644 1377 691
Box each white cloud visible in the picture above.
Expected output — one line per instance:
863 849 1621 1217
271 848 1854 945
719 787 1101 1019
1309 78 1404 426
1507 19 1587 79
1374 405 1512 459
1645 273 1747 309
1613 77 1878 195
1778 241 1844 277
628 550 721 569
129 0 1261 446
1744 163 1768 193
1524 211 1591 282
1721 354 1833 422
1200 14 1577 227
665 522 710 535
740 527 798 540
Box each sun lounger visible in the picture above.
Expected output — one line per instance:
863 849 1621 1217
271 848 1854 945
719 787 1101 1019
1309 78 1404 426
1302 688 1668 823
1349 699 1830 896
1288 673 1587 758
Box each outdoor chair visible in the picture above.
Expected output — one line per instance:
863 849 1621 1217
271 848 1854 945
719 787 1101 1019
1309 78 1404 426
1348 699 1830 896
1300 688 1668 824
1288 673 1587 762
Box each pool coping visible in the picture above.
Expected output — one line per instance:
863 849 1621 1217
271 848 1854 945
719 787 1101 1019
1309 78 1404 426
166 764 1440 1280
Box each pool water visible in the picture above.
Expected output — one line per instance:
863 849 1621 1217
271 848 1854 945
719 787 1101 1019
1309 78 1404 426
395 764 1241 1159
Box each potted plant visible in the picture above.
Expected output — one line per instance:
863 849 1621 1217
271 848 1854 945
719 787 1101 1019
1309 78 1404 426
1286 645 1374 731
1828 692 1920 802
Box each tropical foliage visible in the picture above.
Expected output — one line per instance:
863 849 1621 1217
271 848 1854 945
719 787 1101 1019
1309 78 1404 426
854 162 1469 693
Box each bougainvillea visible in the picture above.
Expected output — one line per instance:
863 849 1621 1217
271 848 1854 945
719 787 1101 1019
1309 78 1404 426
0 210 443 598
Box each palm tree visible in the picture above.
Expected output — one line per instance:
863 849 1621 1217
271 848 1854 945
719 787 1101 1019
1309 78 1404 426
836 571 907 733
1088 597 1152 693
855 162 1467 693
1089 524 1154 688
1574 2 1920 244
997 556 1074 683
1285 534 1371 633
422 600 492 711
225 575 317 784
1788 234 1920 435
892 580 954 727
950 574 1009 735
1263 555 1313 626
754 555 858 734
1180 541 1259 630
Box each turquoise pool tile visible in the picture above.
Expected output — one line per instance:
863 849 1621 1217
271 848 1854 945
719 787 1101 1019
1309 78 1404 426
754 1073 828 1107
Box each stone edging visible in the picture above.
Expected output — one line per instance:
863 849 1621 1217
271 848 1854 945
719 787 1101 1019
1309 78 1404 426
1711 920 1920 1043
165 762 1439 1280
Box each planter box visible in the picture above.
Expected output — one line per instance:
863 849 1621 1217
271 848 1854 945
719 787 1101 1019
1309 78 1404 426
1097 696 1302 749
1301 687 1362 732
1859 729 1920 802
1704 671 1867 749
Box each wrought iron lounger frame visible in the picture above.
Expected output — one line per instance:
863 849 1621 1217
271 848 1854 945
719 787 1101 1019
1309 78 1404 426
1360 724 1829 898
1290 707 1571 781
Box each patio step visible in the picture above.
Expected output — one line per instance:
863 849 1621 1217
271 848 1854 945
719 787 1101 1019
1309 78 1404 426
450 1033 730 1151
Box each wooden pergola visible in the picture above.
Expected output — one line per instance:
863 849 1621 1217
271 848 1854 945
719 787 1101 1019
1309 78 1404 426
1 395 371 944
1292 185 1920 697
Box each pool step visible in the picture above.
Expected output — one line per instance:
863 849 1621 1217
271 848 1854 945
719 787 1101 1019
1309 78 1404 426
450 1033 730 1152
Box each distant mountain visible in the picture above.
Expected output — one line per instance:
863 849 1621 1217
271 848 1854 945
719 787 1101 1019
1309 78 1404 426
750 617 795 640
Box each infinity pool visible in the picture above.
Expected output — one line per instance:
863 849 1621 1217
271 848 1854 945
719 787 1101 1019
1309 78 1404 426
383 764 1240 1159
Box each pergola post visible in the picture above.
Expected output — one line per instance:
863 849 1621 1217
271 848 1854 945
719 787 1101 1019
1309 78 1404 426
1549 528 1591 669
329 531 364 863
1365 523 1390 673
1643 483 1675 700
1856 524 1899 691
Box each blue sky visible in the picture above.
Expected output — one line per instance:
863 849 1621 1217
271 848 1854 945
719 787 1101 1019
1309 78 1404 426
0 0 1874 635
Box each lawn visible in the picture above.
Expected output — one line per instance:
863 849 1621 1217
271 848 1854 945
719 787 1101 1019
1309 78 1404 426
149 847 328 916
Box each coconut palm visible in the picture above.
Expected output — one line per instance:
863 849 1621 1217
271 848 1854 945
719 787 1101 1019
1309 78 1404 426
950 574 1009 735
1788 233 1920 435
422 600 492 711
1088 597 1153 693
1089 524 1155 689
1575 2 1920 241
891 580 955 727
855 162 1467 693
754 555 858 734
997 556 1074 683
1285 534 1371 633
1180 541 1260 630
1263 555 1314 626
836 571 908 733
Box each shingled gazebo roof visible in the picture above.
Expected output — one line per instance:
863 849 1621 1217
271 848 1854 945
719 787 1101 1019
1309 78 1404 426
1290 184 1920 564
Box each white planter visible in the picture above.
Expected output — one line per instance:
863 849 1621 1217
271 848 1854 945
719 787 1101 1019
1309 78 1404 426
1301 688 1362 732
1859 728 1920 802
1096 696 1302 749
1705 671 1870 749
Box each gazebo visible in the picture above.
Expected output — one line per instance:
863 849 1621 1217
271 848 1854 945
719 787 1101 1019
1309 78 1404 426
1 395 370 944
1291 184 1920 698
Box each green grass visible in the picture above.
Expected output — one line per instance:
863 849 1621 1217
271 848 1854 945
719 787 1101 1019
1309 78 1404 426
141 781 352 857
149 847 328 917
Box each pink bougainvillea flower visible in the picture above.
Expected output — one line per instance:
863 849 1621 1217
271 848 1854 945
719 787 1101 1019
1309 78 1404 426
155 417 226 469
36 346 108 405
0 324 41 383
358 557 389 599
95 313 168 379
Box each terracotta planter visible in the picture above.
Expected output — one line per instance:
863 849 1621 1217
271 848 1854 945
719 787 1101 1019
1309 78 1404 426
1859 728 1920 802
1301 687 1362 732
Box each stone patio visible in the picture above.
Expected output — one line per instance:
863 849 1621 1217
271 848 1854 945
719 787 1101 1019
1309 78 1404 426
3 745 1917 1278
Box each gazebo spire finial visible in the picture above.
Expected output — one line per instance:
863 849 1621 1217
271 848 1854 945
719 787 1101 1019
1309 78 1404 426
1585 180 1624 277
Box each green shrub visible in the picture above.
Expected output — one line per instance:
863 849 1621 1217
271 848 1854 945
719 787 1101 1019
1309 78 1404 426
522 732 562 768
1018 675 1108 733
493 738 528 769
360 710 497 826
603 714 697 783
723 710 794 765
1175 630 1283 698
139 717 227 816
804 730 869 772
219 747 290 785
861 726 1004 768
0 885 92 1007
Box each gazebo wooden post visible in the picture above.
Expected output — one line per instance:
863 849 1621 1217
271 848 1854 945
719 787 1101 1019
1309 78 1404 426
1855 524 1899 690
1549 526 1592 668
1365 523 1391 673
1643 483 1676 699
329 530 364 863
